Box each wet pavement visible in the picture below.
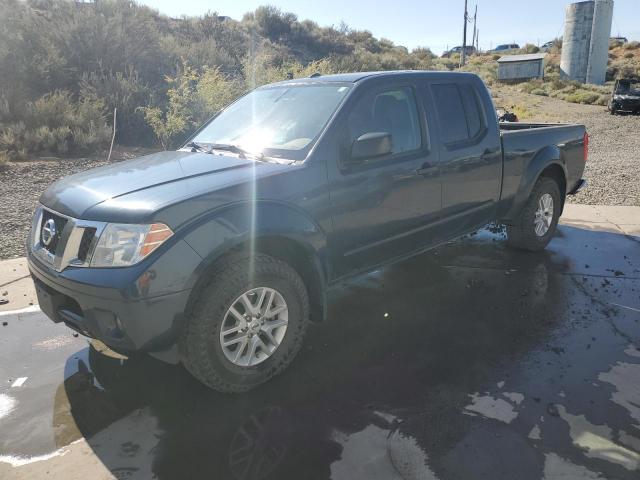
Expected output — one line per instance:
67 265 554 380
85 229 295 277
1 221 639 479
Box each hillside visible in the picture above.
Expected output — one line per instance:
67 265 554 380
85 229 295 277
0 0 438 161
0 0 638 164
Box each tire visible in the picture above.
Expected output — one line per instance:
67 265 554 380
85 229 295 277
179 253 310 393
506 176 561 252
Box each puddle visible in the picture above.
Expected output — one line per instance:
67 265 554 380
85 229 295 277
464 393 520 424
557 405 640 471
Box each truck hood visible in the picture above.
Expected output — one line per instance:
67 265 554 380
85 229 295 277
40 150 283 219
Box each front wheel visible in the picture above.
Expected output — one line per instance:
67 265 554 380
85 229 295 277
506 176 561 252
180 253 310 393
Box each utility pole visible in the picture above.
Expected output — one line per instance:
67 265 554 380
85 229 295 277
472 5 477 54
461 0 468 66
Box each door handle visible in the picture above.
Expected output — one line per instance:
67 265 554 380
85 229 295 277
416 165 438 176
481 148 500 162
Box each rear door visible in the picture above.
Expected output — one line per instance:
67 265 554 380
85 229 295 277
326 80 441 278
429 80 502 235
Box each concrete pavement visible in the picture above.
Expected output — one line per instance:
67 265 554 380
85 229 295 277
0 204 639 480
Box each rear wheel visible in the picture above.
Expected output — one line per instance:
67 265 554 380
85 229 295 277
179 253 310 393
506 176 561 252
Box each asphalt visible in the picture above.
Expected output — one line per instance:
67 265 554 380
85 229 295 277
0 207 639 479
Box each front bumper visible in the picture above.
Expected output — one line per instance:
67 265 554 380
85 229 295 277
28 250 195 364
611 97 640 113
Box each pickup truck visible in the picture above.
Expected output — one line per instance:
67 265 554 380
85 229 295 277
28 71 588 392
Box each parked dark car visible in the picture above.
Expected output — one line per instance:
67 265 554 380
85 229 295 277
441 46 477 58
491 43 520 53
540 40 558 52
609 78 640 114
28 71 588 392
610 36 628 44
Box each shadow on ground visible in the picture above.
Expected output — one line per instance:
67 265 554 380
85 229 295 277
56 225 640 479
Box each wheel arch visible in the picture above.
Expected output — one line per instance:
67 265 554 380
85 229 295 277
182 202 329 325
501 146 567 223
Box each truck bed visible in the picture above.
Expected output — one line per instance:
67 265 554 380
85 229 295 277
497 122 587 221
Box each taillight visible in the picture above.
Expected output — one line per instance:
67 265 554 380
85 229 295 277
583 132 589 162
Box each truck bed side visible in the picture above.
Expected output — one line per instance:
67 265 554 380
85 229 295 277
497 123 587 222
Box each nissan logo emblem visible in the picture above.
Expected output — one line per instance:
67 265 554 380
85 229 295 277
41 218 57 247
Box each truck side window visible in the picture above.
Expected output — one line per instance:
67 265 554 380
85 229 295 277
432 83 486 145
348 87 421 155
459 84 485 139
431 84 468 144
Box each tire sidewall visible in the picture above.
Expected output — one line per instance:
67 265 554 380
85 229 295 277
190 259 308 390
523 177 561 248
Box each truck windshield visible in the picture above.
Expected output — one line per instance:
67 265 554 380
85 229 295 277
615 81 640 95
191 83 351 161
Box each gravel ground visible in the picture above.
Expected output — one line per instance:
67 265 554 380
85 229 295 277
0 96 638 260
494 86 640 206
566 110 640 206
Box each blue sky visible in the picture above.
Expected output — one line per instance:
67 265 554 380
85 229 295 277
139 0 638 53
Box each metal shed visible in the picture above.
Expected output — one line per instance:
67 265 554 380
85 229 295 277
497 53 547 82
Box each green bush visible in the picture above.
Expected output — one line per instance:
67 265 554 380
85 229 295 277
140 62 248 149
520 81 541 94
610 40 624 50
530 89 548 96
521 44 540 54
0 91 111 160
565 91 600 104
80 68 153 145
140 64 199 150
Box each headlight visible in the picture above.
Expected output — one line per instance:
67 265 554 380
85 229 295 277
90 223 173 267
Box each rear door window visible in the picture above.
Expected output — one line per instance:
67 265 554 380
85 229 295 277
432 83 486 145
431 84 468 144
459 84 485 139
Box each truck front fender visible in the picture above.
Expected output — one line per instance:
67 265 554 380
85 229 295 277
180 200 329 321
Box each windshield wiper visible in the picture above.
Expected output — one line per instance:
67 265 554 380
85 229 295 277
186 141 289 163
185 141 209 153
207 143 265 160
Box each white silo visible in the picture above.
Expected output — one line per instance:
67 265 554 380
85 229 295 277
560 1 595 83
586 0 614 84
560 0 614 85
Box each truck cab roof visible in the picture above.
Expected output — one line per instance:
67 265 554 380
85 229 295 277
265 70 482 87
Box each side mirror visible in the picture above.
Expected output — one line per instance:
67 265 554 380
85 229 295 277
350 132 392 161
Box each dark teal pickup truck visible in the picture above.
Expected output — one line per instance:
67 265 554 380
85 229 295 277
28 71 587 392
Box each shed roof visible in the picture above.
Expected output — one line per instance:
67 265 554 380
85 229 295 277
497 53 547 63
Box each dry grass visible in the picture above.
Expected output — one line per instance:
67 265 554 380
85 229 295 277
459 41 640 108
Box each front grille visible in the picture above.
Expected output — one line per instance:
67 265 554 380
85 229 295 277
41 210 68 255
621 99 640 112
77 228 97 262
32 206 106 272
